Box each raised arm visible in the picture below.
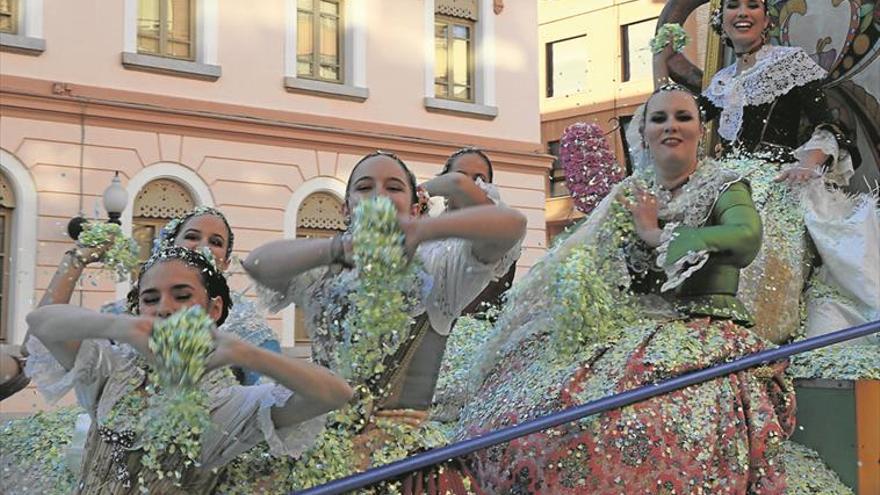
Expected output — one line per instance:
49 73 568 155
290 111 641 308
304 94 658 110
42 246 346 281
210 334 353 428
404 204 526 263
242 238 338 294
26 305 153 370
662 182 762 268
420 173 493 209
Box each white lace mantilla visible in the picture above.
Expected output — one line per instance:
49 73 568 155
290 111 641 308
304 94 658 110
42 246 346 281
628 160 742 289
704 45 827 142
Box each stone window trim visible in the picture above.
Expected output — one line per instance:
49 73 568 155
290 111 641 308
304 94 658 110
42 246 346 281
122 0 220 80
284 0 368 103
284 76 368 102
424 96 498 120
121 51 221 81
423 0 497 118
0 0 45 56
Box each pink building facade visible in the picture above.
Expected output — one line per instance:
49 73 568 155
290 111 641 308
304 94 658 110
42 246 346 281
0 0 550 357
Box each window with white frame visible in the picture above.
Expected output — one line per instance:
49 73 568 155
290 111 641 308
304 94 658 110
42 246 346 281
546 35 588 98
0 0 17 34
296 0 343 83
621 18 657 82
0 0 45 54
123 0 219 79
285 0 366 100
425 0 496 118
434 1 477 102
0 172 14 342
293 192 345 344
137 0 196 60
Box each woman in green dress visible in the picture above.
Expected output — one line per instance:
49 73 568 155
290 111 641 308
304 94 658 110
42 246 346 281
456 84 796 494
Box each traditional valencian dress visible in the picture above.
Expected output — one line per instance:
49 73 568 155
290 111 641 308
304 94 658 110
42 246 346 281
0 290 283 494
455 160 796 494
15 335 321 495
219 235 519 494
698 44 879 347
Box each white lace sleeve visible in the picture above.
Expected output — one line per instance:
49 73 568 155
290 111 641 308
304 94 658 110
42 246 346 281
476 179 503 205
24 338 115 414
655 223 710 293
419 237 521 336
255 267 326 314
794 128 854 187
200 383 326 468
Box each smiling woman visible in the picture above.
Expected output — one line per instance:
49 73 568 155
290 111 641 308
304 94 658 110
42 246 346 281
652 0 879 348
234 150 525 493
7 247 351 494
454 83 796 494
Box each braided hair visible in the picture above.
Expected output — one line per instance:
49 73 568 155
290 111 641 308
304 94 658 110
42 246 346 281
441 147 494 182
345 150 419 204
156 206 235 261
127 246 233 326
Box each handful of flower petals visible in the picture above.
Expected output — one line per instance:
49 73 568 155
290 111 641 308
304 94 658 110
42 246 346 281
77 222 140 281
650 23 690 54
340 196 423 386
139 306 216 485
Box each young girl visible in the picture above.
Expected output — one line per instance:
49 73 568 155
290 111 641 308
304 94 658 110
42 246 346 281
22 247 352 494
240 151 525 493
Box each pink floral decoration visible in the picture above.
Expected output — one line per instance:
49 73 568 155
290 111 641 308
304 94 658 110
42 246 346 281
560 122 624 215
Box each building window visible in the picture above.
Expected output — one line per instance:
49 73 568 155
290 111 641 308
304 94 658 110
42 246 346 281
0 0 17 34
0 172 14 342
434 15 475 102
622 18 657 82
547 140 569 198
137 0 196 60
132 179 195 262
617 115 634 175
296 0 343 83
294 192 345 343
546 35 588 98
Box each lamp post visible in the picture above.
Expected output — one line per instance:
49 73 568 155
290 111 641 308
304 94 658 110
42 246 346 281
102 171 128 225
67 171 129 239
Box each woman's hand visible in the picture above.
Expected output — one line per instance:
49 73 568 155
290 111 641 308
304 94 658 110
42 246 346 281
398 216 424 258
619 187 663 247
775 150 826 185
205 329 245 371
110 316 154 357
76 228 118 265
374 408 430 428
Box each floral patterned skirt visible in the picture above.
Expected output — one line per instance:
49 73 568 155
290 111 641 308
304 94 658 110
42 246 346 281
217 413 481 494
456 318 796 494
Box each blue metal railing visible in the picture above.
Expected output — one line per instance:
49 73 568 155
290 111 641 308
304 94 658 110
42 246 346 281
296 320 880 495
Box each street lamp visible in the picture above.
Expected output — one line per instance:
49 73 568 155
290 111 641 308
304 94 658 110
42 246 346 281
102 171 128 225
67 171 129 239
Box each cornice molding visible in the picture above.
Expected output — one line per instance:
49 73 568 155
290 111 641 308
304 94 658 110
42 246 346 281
0 76 551 172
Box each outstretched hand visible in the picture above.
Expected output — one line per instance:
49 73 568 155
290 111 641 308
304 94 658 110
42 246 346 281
774 165 823 185
619 186 663 247
75 229 118 265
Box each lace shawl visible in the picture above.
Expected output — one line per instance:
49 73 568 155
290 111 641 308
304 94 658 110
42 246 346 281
704 45 827 142
629 161 744 291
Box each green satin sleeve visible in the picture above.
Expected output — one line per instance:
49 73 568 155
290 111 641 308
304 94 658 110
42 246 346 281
663 181 762 268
